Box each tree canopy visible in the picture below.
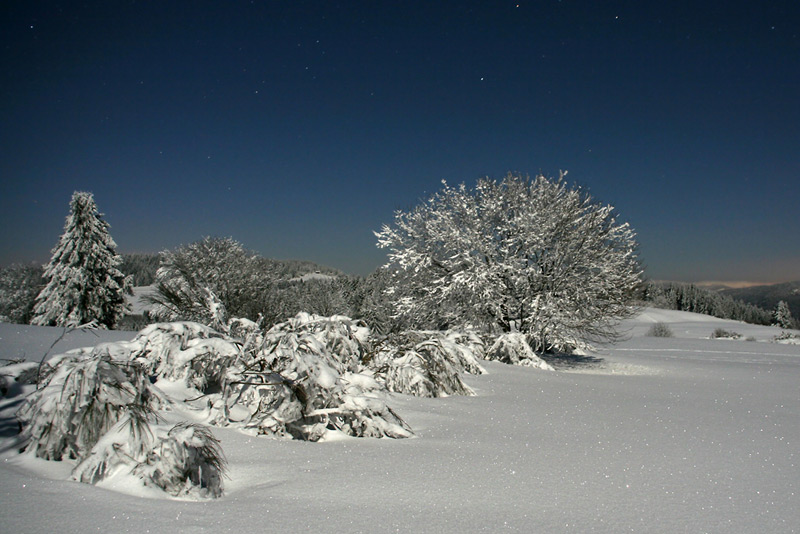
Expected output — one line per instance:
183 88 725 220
375 173 642 351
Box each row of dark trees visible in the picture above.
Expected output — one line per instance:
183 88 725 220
636 281 793 327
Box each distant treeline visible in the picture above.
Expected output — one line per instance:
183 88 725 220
119 253 161 286
0 263 44 324
638 281 773 325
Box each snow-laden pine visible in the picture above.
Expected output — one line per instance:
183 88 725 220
31 192 131 328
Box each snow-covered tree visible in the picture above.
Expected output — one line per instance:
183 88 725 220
31 192 131 328
147 237 264 328
375 173 642 352
773 300 794 329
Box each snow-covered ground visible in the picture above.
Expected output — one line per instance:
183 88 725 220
1 309 798 533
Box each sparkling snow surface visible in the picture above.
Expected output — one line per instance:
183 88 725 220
1 310 799 533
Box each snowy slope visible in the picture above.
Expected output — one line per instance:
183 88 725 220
1 310 799 533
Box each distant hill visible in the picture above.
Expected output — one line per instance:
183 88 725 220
720 281 800 322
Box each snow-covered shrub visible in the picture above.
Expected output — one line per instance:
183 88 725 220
367 331 482 397
264 312 368 373
214 313 412 440
71 410 154 485
484 333 555 370
133 423 226 498
710 328 741 339
131 322 241 392
441 330 487 375
646 322 674 338
18 353 162 461
72 419 227 499
772 331 800 345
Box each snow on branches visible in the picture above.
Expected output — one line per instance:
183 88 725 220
367 330 486 397
375 173 642 352
485 333 555 370
16 314 426 498
217 313 412 440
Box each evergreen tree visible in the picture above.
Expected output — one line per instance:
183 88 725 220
772 300 794 329
31 192 131 328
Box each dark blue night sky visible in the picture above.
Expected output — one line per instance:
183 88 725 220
2 1 798 283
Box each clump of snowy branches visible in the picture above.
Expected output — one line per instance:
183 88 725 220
17 352 163 461
17 313 456 499
710 328 741 340
366 330 486 397
130 322 242 393
215 313 412 440
484 333 555 370
134 423 226 498
16 333 230 498
71 419 227 499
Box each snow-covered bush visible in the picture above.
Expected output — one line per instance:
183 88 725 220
16 313 418 502
72 419 227 499
71 410 155 485
131 322 241 393
18 353 162 461
216 313 412 440
367 330 484 397
772 331 800 345
484 333 554 370
710 328 741 339
264 312 368 373
441 330 487 375
133 423 226 498
646 322 674 338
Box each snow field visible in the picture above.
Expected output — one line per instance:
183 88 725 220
1 309 799 532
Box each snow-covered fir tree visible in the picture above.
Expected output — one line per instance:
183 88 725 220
772 300 794 329
375 172 642 352
31 191 131 328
